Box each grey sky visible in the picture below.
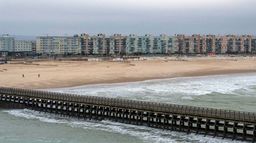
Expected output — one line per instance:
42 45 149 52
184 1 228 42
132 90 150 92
0 0 255 35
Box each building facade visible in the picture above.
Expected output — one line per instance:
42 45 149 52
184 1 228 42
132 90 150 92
0 34 15 52
11 33 254 56
109 34 126 55
171 34 256 55
36 35 81 55
158 34 174 54
126 34 138 54
14 40 33 52
80 33 91 55
90 34 109 55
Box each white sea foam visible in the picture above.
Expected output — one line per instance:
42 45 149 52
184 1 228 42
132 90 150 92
49 73 256 103
5 109 244 143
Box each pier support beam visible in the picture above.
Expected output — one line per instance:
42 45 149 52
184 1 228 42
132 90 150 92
232 122 237 140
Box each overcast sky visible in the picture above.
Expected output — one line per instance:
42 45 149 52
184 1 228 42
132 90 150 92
0 0 255 36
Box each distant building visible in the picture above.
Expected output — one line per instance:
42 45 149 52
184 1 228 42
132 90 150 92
14 40 33 52
22 33 256 56
251 37 256 53
80 33 91 55
126 34 138 54
242 35 252 53
109 34 126 55
36 35 81 55
142 34 153 54
31 41 36 54
173 34 186 54
0 34 15 52
91 34 108 55
170 34 256 55
205 35 216 53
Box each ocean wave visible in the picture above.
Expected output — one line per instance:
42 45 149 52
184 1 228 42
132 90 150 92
5 109 244 143
49 73 256 102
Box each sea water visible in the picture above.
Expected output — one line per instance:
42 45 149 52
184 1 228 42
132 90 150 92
1 73 256 143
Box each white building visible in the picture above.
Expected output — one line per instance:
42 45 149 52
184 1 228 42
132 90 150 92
91 34 108 55
125 34 173 55
159 34 174 54
36 36 81 55
14 40 33 52
126 34 138 54
109 34 126 55
0 34 15 52
141 34 154 54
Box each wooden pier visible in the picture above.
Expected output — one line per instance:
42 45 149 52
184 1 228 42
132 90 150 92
0 87 255 142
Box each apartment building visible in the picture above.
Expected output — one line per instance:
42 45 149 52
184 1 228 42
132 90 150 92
36 35 81 55
126 34 138 54
142 34 153 54
80 33 91 55
172 34 256 55
0 34 15 52
14 40 33 52
109 34 126 55
173 34 188 54
32 34 256 56
90 34 109 55
159 34 173 54
252 37 256 53
205 35 216 53
124 34 174 55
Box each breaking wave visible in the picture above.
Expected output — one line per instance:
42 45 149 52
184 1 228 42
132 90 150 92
48 73 256 111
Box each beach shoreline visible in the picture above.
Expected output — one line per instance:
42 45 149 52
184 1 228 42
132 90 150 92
1 57 256 89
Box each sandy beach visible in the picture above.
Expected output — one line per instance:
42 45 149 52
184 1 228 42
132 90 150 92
0 57 256 89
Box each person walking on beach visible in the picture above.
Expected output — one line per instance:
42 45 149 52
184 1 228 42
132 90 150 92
38 74 40 78
22 74 24 78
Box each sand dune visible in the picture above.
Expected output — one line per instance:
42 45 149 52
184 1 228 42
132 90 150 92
0 57 256 89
